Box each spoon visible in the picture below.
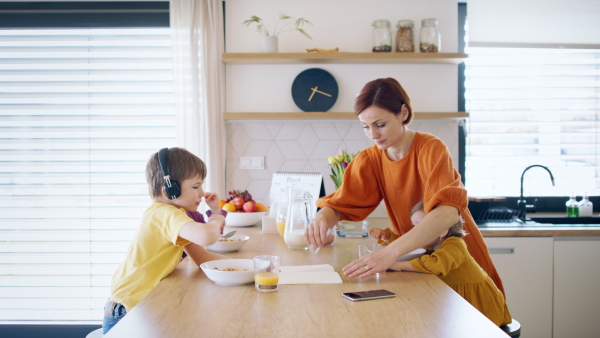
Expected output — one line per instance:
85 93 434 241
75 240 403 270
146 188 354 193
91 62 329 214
220 230 237 239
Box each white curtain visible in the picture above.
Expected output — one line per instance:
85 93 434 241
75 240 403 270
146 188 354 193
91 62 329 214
169 0 226 196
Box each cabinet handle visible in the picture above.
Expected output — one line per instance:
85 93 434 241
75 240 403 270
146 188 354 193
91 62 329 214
488 247 514 254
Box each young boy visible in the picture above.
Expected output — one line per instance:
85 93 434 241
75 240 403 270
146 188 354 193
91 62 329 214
103 147 229 333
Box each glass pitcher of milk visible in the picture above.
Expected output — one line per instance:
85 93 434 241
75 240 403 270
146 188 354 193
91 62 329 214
284 189 313 250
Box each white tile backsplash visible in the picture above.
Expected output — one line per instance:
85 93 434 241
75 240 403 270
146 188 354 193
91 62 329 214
226 120 460 217
243 123 273 141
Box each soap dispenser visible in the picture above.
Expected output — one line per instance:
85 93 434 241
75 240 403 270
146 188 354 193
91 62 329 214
566 194 579 217
578 193 593 217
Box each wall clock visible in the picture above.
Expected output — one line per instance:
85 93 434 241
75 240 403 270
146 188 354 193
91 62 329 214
291 68 339 112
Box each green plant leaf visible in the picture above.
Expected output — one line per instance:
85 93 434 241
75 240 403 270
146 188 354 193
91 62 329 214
244 13 311 40
243 16 270 36
242 16 262 25
297 28 312 40
295 18 312 28
330 174 342 190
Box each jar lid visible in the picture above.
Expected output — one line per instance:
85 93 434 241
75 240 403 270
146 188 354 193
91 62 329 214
372 19 391 27
421 18 438 26
396 20 414 28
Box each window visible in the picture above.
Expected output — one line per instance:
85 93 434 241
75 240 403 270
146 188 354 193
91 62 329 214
0 27 176 323
465 47 600 199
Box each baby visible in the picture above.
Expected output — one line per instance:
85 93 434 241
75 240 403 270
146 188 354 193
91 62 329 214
388 201 512 327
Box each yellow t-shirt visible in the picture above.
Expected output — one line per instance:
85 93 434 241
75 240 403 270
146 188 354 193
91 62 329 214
110 201 192 311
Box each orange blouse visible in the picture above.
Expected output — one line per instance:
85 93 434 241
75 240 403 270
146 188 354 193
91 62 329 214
316 132 505 295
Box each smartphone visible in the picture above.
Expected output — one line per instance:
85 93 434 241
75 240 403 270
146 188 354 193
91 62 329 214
342 289 396 301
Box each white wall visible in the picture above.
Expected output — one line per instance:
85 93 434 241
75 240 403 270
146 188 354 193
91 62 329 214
224 0 461 213
226 0 458 53
226 0 459 114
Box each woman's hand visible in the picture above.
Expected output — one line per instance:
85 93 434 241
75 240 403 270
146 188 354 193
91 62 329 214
304 207 339 249
304 216 330 249
368 228 391 242
342 247 398 278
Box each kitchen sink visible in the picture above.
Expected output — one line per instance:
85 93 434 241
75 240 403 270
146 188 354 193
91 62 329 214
477 221 533 228
477 217 600 228
528 216 600 225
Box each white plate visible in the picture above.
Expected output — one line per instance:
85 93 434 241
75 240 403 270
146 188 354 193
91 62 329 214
397 248 427 262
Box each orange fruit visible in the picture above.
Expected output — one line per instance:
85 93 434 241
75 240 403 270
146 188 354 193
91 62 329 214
255 202 266 212
222 202 236 213
219 199 227 208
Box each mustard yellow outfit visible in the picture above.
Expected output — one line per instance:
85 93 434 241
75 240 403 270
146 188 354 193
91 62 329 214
110 201 192 311
410 236 512 326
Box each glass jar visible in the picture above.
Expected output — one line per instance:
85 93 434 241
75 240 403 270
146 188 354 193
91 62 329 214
419 18 440 53
372 19 392 52
395 20 414 52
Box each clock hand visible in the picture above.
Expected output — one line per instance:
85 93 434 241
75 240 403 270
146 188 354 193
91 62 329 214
314 88 332 97
308 86 318 102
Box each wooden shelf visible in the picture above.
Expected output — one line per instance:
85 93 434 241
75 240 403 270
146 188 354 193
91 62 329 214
222 52 468 65
223 112 468 120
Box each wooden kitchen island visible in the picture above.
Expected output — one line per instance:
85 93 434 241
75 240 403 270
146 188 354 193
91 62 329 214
104 226 507 338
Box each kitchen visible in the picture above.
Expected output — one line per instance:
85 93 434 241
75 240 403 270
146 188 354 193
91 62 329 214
224 2 599 336
0 0 599 337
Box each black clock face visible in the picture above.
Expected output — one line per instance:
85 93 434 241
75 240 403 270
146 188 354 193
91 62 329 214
291 68 338 112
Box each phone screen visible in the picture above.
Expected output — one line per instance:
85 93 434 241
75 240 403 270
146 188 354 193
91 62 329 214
342 289 396 301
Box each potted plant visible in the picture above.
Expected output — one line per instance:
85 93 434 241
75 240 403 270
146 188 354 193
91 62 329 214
243 13 312 53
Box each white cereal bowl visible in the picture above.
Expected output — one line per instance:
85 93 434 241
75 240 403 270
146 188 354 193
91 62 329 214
200 259 255 285
205 235 249 253
225 211 266 227
397 248 427 262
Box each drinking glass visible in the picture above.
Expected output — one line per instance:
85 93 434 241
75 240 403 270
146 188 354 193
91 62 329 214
253 255 280 292
358 243 383 258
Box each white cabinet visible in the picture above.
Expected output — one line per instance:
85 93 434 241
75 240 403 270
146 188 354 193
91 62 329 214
553 237 600 338
484 237 554 338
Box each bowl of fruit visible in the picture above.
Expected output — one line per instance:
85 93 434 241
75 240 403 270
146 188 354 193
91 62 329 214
221 190 267 227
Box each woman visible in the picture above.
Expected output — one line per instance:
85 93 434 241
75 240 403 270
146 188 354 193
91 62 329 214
304 78 505 295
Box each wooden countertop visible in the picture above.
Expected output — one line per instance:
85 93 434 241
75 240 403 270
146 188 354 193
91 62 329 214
104 227 507 338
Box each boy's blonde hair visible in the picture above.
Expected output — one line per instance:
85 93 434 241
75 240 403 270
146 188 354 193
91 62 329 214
410 201 466 239
146 147 207 199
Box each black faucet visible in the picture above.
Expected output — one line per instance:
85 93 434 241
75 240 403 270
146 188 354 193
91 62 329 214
517 165 555 223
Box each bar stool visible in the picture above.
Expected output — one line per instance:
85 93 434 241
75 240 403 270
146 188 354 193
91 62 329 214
86 328 104 338
500 318 521 338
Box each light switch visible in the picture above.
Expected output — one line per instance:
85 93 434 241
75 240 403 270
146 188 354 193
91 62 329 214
240 158 251 169
240 156 264 170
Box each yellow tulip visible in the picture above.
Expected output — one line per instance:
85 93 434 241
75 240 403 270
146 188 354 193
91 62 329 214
327 149 360 190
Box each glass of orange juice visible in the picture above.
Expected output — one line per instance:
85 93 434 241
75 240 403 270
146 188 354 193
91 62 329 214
253 255 280 292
